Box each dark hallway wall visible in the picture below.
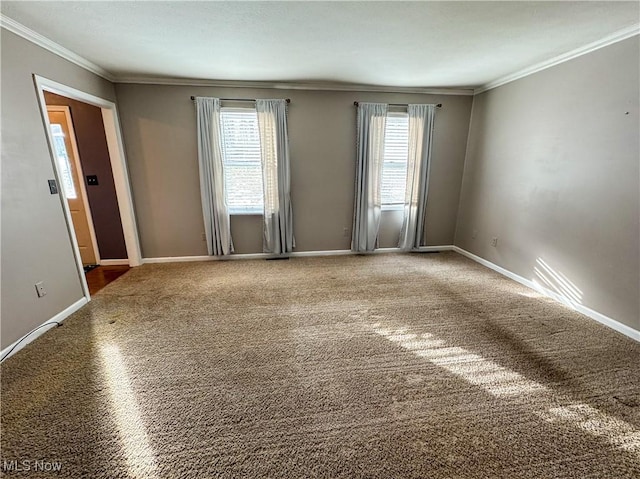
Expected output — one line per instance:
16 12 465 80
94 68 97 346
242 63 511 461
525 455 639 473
44 92 127 259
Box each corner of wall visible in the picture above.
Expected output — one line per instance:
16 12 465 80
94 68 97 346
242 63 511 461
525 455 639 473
452 92 478 247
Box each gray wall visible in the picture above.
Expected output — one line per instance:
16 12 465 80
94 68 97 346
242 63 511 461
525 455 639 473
455 36 640 330
1 30 116 348
44 92 128 260
115 84 473 257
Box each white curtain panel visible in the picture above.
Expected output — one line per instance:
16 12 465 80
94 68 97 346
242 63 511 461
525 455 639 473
256 99 294 254
352 102 388 252
195 97 234 256
398 104 436 251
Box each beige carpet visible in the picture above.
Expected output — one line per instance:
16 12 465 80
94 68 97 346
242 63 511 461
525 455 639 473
1 252 639 478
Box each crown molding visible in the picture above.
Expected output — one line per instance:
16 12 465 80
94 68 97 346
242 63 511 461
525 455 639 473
4 11 636 97
475 23 640 94
1 14 115 82
114 76 476 95
1 13 472 95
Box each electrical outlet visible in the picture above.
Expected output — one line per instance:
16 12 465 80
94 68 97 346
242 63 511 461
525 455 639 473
35 281 47 298
343 227 349 238
472 229 478 239
491 237 498 247
201 232 206 241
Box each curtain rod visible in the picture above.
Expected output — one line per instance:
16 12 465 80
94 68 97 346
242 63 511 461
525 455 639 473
353 101 442 108
190 96 290 103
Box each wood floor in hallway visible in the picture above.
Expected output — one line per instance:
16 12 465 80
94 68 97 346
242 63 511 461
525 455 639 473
86 265 130 295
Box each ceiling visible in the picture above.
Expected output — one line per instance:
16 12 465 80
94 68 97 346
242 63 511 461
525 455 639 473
2 1 639 89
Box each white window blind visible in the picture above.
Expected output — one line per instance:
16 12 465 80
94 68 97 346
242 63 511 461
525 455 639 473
381 112 409 208
220 108 264 214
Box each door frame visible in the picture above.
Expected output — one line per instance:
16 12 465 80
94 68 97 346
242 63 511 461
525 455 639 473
47 105 102 266
34 75 142 300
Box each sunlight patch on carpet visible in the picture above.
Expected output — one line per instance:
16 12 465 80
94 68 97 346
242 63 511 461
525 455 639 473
541 404 640 452
372 323 640 453
376 326 547 397
100 344 158 478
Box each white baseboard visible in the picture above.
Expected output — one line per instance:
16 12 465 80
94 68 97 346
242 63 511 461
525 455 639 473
416 245 455 253
143 254 260 263
452 246 640 342
0 297 88 362
290 249 353 257
355 245 455 255
144 250 362 263
100 259 130 266
142 246 455 264
143 252 351 263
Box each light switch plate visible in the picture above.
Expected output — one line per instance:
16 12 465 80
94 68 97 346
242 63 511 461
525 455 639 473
35 281 47 298
86 175 99 186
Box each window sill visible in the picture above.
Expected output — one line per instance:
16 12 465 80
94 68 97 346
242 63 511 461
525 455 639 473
229 210 263 216
381 205 404 212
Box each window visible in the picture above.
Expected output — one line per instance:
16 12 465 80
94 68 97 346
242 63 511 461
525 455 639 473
220 108 263 214
381 112 409 209
50 123 77 199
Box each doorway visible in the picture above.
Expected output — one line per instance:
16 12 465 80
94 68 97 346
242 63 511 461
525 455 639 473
35 75 142 300
47 106 100 266
46 104 131 294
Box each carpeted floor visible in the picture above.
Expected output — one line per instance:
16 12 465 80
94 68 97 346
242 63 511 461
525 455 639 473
1 252 639 478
